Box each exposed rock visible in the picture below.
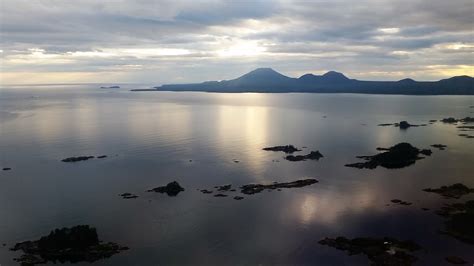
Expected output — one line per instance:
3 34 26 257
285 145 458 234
61 156 95 162
435 200 474 244
233 196 244 200
424 183 474 199
421 208 430 211
147 181 184 196
319 236 421 266
431 144 447 150
2 167 11 171
214 194 228 197
11 225 127 265
391 199 412 206
398 121 413 129
457 126 474 130
429 120 437 123
285 151 324 161
200 189 213 194
446 256 468 264
378 123 395 126
262 145 300 154
119 193 138 199
97 155 107 159
240 178 318 195
345 143 431 169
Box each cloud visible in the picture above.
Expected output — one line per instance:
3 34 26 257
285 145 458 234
0 0 472 84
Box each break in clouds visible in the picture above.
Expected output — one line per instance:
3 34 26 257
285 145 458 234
0 0 473 84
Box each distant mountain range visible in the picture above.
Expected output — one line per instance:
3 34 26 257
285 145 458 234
132 68 474 95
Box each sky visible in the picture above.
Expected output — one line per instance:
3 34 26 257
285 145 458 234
0 0 473 84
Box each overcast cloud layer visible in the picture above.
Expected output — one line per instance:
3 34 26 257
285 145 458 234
0 0 473 84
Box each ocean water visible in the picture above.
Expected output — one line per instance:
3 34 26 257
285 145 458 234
0 84 473 265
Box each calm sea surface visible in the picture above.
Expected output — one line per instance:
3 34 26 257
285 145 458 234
0 84 473 265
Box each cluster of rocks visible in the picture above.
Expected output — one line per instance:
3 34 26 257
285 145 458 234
11 225 128 265
441 117 474 124
423 183 474 199
345 143 432 169
318 237 421 265
198 179 318 199
263 144 323 162
61 155 107 163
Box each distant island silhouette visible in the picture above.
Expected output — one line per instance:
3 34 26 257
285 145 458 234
132 68 474 95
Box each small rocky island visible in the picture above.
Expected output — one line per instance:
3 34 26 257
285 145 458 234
345 143 432 169
262 145 301 153
285 151 323 161
147 181 184 196
423 183 474 199
319 237 421 265
240 179 318 195
61 156 95 162
11 225 128 265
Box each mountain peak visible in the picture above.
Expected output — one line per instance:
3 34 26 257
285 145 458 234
322 71 349 80
236 68 291 81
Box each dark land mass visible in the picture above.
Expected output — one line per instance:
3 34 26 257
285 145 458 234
436 200 474 244
345 143 431 169
423 183 474 199
131 68 473 95
262 145 301 153
285 151 324 161
147 181 184 196
319 237 421 266
240 178 318 195
11 225 127 265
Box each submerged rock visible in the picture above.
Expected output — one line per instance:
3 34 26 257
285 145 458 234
61 156 95 162
119 193 138 199
147 181 184 196
345 143 431 169
423 183 474 199
233 196 244 200
240 178 318 195
262 145 300 154
11 225 127 265
436 200 474 244
285 151 323 162
319 236 421 266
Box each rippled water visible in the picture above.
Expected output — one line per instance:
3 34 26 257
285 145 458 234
0 84 473 265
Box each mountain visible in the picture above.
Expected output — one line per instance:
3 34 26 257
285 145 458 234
133 68 474 95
